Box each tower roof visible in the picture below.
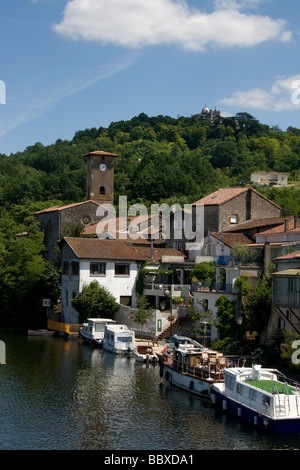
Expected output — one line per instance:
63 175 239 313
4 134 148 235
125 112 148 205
82 150 119 157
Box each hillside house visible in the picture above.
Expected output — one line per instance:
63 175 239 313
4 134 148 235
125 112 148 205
192 187 281 238
250 172 288 187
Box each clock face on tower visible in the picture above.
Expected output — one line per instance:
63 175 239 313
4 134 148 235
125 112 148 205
99 163 106 171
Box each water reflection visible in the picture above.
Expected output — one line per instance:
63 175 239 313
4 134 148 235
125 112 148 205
0 330 299 450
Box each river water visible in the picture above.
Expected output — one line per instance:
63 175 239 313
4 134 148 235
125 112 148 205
0 329 299 452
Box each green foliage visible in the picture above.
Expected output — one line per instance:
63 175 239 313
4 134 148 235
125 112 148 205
71 281 119 324
0 213 47 326
130 294 153 327
191 262 215 286
215 297 236 339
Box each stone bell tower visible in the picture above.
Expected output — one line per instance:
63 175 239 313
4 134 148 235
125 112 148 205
83 150 118 204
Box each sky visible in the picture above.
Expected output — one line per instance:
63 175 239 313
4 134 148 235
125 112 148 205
0 0 300 155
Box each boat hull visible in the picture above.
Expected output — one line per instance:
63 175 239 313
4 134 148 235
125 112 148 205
27 329 53 336
161 362 212 397
211 388 300 435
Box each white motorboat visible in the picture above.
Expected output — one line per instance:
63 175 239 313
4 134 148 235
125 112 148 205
102 324 136 355
79 318 116 347
211 364 300 434
134 344 158 363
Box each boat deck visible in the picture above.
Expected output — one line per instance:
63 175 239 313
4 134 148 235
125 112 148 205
245 379 295 395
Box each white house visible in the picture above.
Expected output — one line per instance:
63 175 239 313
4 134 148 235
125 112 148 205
61 237 148 324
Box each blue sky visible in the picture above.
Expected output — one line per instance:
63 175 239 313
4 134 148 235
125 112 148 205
0 0 300 155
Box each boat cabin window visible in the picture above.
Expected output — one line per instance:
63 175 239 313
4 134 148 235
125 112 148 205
225 374 234 390
249 388 257 400
237 383 243 395
118 336 132 343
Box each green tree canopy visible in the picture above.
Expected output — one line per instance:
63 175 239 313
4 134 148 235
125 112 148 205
72 281 119 324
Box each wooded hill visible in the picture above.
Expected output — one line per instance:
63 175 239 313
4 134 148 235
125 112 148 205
1 111 300 328
1 111 300 226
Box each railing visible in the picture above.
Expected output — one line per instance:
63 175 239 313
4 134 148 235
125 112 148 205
273 291 300 307
143 284 188 292
191 281 234 294
47 319 82 334
212 255 263 266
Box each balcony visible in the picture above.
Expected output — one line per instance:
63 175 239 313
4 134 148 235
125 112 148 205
211 255 263 266
273 291 300 308
191 281 237 294
143 283 190 298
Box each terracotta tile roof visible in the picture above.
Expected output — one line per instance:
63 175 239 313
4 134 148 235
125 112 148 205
225 217 286 232
63 237 183 262
210 232 253 248
255 219 300 237
33 200 101 215
274 251 300 260
133 246 185 262
64 237 148 261
193 187 281 209
193 188 248 205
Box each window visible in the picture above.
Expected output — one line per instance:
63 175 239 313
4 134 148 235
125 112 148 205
100 186 105 195
63 261 69 275
237 383 243 395
72 262 79 275
249 388 257 401
90 262 106 276
115 263 130 276
230 214 238 224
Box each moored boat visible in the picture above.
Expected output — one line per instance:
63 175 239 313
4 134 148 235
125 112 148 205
27 329 53 336
79 318 116 347
160 336 234 397
102 324 136 355
134 344 158 363
211 364 300 434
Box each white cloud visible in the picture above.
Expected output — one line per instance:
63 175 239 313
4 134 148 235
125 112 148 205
52 0 292 51
220 74 300 111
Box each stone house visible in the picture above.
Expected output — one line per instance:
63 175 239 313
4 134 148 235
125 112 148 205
192 187 282 238
33 150 118 262
250 171 288 187
33 200 103 262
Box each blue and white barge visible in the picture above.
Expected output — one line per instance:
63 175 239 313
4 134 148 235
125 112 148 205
211 365 300 434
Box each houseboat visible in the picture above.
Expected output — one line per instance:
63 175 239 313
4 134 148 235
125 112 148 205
160 337 234 397
102 324 136 355
211 365 300 434
79 318 116 347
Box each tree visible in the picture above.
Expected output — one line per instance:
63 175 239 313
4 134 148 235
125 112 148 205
72 281 119 324
130 294 153 338
191 262 215 288
215 297 236 339
186 300 216 345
